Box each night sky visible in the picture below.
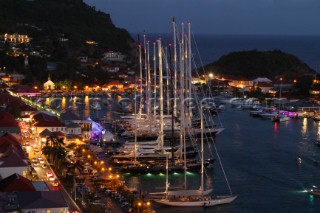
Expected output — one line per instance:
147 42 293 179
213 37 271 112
84 0 320 35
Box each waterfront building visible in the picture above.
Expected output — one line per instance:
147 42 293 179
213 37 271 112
43 76 56 90
60 110 93 140
9 84 41 97
31 111 66 140
65 122 82 137
101 80 124 92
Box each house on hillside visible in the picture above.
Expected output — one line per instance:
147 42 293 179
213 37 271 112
0 133 29 179
102 51 126 62
228 77 254 89
0 111 20 138
0 173 36 192
254 82 274 94
253 77 272 83
0 191 69 213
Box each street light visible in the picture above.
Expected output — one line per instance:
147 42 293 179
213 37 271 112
137 202 142 213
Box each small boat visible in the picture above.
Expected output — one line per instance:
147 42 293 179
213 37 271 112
91 101 102 110
296 156 302 164
272 114 289 123
308 185 320 196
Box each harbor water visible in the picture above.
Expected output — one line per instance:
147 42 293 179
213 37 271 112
47 95 320 213
120 106 320 213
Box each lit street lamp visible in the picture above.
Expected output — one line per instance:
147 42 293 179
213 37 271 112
137 202 142 213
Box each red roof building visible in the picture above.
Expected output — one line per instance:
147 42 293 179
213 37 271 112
31 112 66 138
0 173 36 192
0 111 20 135
0 132 28 179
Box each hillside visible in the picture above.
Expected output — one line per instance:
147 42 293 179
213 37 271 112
203 50 315 80
0 0 133 53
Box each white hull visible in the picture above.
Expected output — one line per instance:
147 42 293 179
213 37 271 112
272 115 290 122
148 189 213 199
260 112 278 119
154 195 238 207
192 127 225 136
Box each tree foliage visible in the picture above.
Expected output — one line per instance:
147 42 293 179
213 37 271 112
204 50 315 80
0 0 133 53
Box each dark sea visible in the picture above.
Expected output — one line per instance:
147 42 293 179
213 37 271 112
137 34 320 70
126 34 320 212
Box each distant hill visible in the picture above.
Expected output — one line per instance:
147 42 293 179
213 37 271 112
203 50 315 80
0 0 133 53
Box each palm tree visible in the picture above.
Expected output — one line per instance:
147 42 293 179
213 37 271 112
43 134 67 165
42 146 55 163
52 146 67 168
67 160 84 175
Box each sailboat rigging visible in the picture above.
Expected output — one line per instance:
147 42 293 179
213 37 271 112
150 19 237 207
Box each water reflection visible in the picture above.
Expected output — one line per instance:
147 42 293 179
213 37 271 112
301 118 308 135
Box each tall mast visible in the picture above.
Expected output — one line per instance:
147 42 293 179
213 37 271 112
144 34 148 114
147 41 151 118
180 22 187 190
158 39 164 151
138 39 143 117
165 47 170 115
169 44 175 165
200 105 204 197
172 17 177 117
184 33 189 126
187 23 193 121
153 42 157 117
134 81 137 163
165 153 169 199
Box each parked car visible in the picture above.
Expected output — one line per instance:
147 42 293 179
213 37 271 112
38 157 45 164
41 163 47 169
52 180 59 186
46 171 53 177
49 176 55 182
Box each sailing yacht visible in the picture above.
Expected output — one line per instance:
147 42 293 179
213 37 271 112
152 21 237 207
153 104 237 206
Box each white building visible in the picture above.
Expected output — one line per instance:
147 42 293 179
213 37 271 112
43 76 55 90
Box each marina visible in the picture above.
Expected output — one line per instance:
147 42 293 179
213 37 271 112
26 91 320 212
123 105 320 213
